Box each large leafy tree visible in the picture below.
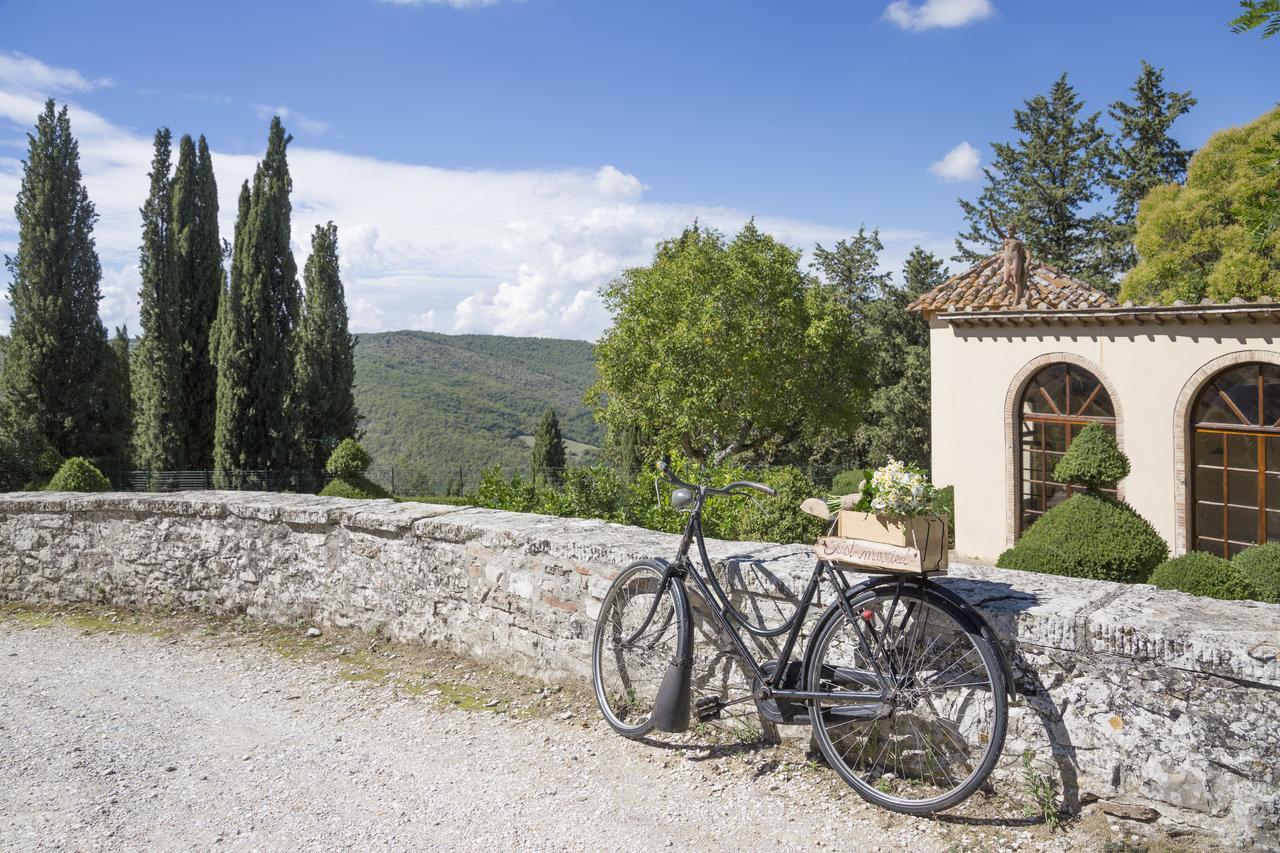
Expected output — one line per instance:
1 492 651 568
130 129 182 470
853 247 945 469
590 222 865 465
1121 106 1280 304
172 134 223 469
1 100 121 460
955 74 1112 287
1103 62 1196 274
214 117 301 476
810 227 892 309
1231 1 1280 39
292 221 358 479
531 407 566 484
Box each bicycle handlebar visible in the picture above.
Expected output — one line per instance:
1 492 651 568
655 461 776 497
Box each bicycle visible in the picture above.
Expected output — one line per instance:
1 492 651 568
591 462 1012 815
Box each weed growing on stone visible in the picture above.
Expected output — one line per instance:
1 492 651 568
1021 749 1063 830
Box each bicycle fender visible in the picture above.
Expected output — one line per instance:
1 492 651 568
644 561 694 733
833 575 1018 701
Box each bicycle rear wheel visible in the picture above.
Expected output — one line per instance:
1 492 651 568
805 583 1007 814
591 561 682 738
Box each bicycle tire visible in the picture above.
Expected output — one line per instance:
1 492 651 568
804 583 1008 814
591 560 684 738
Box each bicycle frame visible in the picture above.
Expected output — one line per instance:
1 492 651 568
641 486 908 712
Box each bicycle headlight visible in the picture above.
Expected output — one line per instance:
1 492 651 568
670 487 694 509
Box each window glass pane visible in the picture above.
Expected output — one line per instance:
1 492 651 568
1227 434 1258 470
1263 367 1280 428
1228 505 1260 548
1066 367 1092 417
1196 500 1224 539
1267 436 1280 473
1196 536 1226 558
1269 510 1280 543
1227 469 1259 507
1044 423 1067 454
1081 386 1114 418
1219 368 1261 426
1194 390 1240 425
1195 431 1224 465
1227 539 1251 558
1036 365 1067 414
1195 464 1223 503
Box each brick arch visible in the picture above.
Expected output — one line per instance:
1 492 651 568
1003 353 1125 548
1171 350 1280 556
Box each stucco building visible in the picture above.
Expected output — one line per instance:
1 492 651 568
910 240 1280 564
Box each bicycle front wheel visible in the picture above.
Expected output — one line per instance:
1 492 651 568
805 583 1007 814
591 561 682 738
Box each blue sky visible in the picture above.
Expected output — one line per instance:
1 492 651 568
0 0 1276 339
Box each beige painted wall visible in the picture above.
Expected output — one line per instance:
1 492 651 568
929 317 1280 562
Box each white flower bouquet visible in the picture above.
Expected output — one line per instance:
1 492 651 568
826 458 937 520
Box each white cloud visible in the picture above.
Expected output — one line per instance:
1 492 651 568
0 51 113 95
883 0 995 31
0 54 948 342
928 141 982 182
253 104 331 136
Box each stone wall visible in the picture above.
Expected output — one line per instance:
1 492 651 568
1 491 1277 848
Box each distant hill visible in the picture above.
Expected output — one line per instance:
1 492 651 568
0 330 601 494
352 330 602 494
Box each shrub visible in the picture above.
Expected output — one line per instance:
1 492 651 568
1150 552 1259 601
1053 423 1129 492
45 457 111 492
734 466 827 544
831 469 867 496
473 466 540 514
996 493 1167 583
1233 543 1280 604
0 435 35 492
319 474 389 500
325 438 371 479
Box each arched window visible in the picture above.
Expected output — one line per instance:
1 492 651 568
1190 363 1280 558
1018 363 1117 534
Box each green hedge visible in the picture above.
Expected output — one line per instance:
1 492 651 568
996 493 1167 583
1232 543 1280 604
319 475 389 500
1150 552 1259 601
45 457 111 492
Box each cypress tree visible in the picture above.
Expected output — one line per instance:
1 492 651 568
171 134 222 469
531 408 566 484
292 221 359 480
130 128 182 470
213 118 300 477
954 74 1111 287
99 326 133 478
0 100 113 458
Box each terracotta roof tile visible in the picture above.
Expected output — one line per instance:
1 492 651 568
907 250 1116 315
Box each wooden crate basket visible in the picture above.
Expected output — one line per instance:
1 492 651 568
815 511 949 575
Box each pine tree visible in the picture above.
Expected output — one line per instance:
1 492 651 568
171 134 223 469
130 129 182 470
0 100 113 459
955 74 1112 288
810 226 893 310
531 408 566 484
292 221 359 480
1103 62 1196 273
214 117 301 478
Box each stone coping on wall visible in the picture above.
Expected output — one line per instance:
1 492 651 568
2 490 1276 690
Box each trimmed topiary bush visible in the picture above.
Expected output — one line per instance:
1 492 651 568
1053 423 1129 492
319 438 387 499
1150 552 1259 601
325 438 371 479
1232 543 1280 603
996 493 1167 583
319 475 389 500
45 457 111 492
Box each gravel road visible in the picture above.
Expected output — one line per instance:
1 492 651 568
0 608 1112 852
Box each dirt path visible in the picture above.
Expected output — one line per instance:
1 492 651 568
0 605 1132 852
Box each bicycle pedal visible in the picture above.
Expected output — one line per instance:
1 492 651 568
694 695 725 722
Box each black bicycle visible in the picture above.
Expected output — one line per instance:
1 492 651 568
591 462 1011 815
